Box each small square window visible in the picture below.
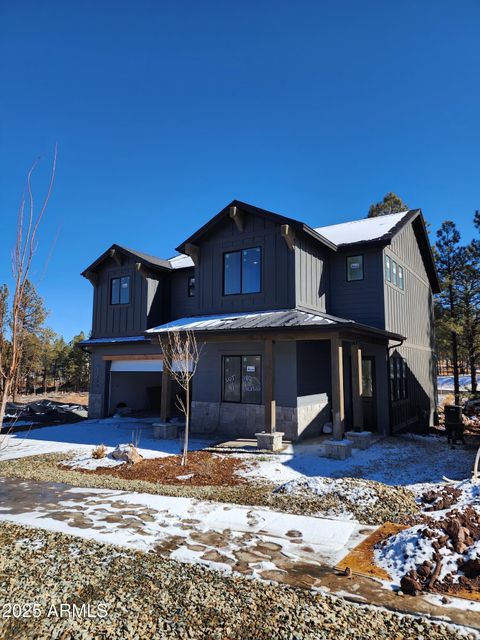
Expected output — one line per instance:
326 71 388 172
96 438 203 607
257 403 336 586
187 275 195 297
346 255 364 281
385 255 391 282
110 276 130 305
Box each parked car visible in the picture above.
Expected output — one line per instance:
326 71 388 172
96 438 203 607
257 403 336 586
464 397 480 417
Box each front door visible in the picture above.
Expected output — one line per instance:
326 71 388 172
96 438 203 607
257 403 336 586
362 356 377 431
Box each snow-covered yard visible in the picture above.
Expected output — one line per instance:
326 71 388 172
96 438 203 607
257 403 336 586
0 416 216 462
1 417 477 487
239 433 477 486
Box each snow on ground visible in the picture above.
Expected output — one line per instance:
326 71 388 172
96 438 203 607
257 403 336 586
277 476 379 507
0 477 366 578
438 375 473 392
239 433 476 487
374 479 480 586
0 416 216 462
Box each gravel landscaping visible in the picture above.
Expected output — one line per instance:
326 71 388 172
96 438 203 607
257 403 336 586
0 521 475 640
0 452 420 525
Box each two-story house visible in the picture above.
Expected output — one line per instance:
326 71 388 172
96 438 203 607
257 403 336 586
80 200 440 448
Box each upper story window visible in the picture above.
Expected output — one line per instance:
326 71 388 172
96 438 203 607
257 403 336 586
398 265 404 290
187 275 195 297
385 255 391 282
223 247 261 295
385 254 405 291
346 255 364 281
110 276 130 305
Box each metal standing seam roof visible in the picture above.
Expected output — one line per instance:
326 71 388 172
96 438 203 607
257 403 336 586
145 309 405 341
146 309 343 333
79 335 150 346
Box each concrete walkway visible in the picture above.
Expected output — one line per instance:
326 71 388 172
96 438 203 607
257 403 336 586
0 476 479 631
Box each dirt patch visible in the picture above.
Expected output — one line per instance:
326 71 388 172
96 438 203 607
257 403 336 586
61 451 249 487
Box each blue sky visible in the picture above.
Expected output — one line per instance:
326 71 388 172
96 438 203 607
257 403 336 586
1 1 479 340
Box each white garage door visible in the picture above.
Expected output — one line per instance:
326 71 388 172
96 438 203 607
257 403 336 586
110 359 163 372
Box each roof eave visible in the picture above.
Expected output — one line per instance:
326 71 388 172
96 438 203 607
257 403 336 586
81 243 172 279
146 322 404 342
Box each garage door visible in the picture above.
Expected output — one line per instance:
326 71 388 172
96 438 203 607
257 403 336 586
110 359 163 372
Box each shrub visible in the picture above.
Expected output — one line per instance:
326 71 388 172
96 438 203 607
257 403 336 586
92 444 107 459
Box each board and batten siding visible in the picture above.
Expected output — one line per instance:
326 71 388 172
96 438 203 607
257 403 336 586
91 255 167 338
327 248 385 327
195 214 296 315
384 222 436 428
170 267 197 320
294 236 328 313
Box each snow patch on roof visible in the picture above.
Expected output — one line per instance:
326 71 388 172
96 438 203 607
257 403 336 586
79 336 149 345
314 211 410 246
168 254 195 269
146 309 341 334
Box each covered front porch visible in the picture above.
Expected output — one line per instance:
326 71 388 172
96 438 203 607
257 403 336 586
146 309 404 456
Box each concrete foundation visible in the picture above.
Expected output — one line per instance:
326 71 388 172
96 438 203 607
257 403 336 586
152 423 178 439
255 431 284 451
344 430 374 450
322 439 353 460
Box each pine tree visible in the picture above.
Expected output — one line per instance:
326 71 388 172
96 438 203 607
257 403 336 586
64 332 90 392
368 193 409 218
435 221 464 403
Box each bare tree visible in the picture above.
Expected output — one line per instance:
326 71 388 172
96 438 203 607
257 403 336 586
158 329 202 466
0 147 57 431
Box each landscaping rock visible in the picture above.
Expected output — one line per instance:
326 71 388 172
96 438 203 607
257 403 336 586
111 444 143 465
0 521 470 640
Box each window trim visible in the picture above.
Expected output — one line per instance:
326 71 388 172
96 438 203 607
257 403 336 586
222 246 262 296
187 275 195 298
221 354 262 404
110 275 131 306
346 254 364 282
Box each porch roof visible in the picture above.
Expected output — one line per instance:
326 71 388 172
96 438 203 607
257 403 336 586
79 335 150 346
146 309 404 342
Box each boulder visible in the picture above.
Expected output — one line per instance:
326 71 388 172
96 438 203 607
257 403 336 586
400 575 422 596
111 443 143 465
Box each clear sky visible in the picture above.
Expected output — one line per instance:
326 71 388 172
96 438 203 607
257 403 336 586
1 1 479 341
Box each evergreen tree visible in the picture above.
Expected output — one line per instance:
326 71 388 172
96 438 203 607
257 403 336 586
434 221 464 403
368 192 409 218
64 332 90 392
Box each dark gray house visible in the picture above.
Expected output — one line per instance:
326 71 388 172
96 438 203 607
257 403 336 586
80 200 440 452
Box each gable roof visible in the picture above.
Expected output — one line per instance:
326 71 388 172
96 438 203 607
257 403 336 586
81 244 192 277
315 209 440 293
175 199 337 254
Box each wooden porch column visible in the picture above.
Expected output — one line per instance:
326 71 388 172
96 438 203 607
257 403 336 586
160 365 171 422
351 343 363 430
264 338 276 434
330 337 345 440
